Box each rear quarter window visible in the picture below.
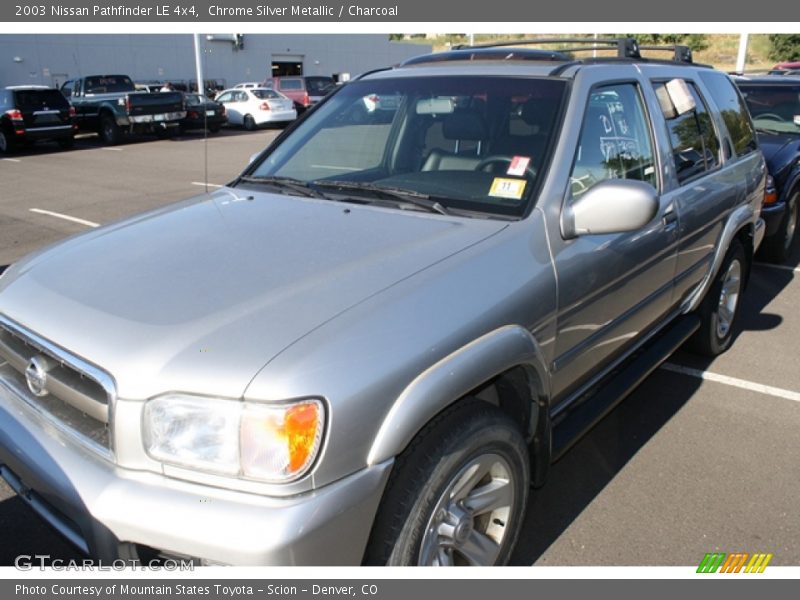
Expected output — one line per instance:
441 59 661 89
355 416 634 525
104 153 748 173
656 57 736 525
699 71 757 158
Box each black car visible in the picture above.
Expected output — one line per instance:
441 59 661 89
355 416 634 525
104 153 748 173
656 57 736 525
180 93 227 133
735 76 800 262
0 86 76 153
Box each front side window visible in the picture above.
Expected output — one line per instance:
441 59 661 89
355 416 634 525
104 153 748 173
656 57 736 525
654 81 720 183
245 76 568 217
569 83 657 198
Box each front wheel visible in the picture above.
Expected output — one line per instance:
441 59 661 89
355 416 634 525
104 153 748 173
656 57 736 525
364 400 529 566
688 240 746 356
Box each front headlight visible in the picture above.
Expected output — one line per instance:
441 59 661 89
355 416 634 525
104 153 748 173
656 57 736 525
143 395 325 483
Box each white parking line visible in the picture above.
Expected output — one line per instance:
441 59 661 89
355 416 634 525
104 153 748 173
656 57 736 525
191 182 224 188
1 158 21 163
101 147 123 152
754 262 800 273
29 208 100 228
661 362 800 403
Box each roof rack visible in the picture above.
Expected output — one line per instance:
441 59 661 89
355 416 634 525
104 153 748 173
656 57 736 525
452 37 698 65
453 37 643 59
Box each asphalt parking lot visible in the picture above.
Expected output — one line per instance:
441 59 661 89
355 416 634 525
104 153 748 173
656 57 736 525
1 129 799 567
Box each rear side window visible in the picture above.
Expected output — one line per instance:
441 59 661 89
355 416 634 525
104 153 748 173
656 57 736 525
278 79 303 91
569 83 658 198
653 81 720 183
251 89 280 99
699 72 757 157
13 90 69 109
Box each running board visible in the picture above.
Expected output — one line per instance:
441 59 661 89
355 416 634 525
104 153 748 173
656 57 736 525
551 314 700 460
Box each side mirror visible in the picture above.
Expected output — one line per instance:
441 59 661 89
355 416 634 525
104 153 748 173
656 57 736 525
248 152 260 165
563 179 659 238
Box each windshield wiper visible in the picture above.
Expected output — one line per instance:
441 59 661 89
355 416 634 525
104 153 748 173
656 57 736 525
313 180 450 215
238 175 331 199
755 126 781 135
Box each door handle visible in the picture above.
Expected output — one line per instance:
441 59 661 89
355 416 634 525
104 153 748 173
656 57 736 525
662 210 678 230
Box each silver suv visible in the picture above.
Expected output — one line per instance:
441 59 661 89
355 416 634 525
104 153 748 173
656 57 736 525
0 39 766 566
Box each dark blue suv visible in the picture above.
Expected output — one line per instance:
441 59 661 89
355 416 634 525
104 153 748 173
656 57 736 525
735 76 800 262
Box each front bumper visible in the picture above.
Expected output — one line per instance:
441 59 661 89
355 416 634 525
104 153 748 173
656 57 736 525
761 201 787 238
0 380 392 565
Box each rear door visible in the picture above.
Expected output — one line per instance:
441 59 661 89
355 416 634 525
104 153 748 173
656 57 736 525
215 91 242 124
647 76 738 305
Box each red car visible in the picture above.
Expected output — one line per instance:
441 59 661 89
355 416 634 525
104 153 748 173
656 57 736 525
773 61 800 70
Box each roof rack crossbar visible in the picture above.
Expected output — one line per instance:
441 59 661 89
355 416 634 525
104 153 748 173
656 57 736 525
638 44 693 64
453 37 642 59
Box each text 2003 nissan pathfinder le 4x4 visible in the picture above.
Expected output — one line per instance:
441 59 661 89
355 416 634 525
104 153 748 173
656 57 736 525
0 39 766 566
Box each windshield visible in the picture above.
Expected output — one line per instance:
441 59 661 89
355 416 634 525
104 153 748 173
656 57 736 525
739 84 800 134
245 76 567 217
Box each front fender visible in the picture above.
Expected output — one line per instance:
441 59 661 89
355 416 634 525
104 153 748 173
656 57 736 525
366 325 549 466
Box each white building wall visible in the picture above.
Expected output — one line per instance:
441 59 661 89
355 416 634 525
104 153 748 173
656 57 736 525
0 34 432 89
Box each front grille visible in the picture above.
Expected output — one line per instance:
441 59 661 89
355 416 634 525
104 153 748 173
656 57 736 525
0 316 113 458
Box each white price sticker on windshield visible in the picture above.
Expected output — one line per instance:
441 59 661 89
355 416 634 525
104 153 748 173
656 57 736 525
794 115 800 126
506 156 531 177
489 178 526 200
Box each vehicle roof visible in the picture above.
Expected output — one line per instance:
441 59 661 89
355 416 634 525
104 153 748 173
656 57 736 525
5 85 54 90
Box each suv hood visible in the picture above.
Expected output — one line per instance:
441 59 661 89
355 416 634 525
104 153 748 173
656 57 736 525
0 189 505 400
757 132 800 168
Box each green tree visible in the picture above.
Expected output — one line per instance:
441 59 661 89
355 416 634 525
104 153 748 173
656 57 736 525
768 34 800 62
620 34 709 52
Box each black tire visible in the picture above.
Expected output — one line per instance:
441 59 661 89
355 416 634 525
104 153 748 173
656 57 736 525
364 399 529 566
688 240 747 357
0 127 13 153
760 190 799 264
243 114 257 131
99 114 121 145
57 136 75 149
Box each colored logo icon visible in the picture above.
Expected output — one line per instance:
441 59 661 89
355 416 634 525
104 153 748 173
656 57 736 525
697 552 773 573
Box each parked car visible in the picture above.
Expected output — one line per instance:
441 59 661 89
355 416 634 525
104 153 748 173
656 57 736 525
773 61 800 71
233 82 265 89
180 93 227 133
0 86 76 153
272 75 336 112
135 81 166 93
61 74 185 145
0 39 766 566
735 76 800 262
214 87 296 129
